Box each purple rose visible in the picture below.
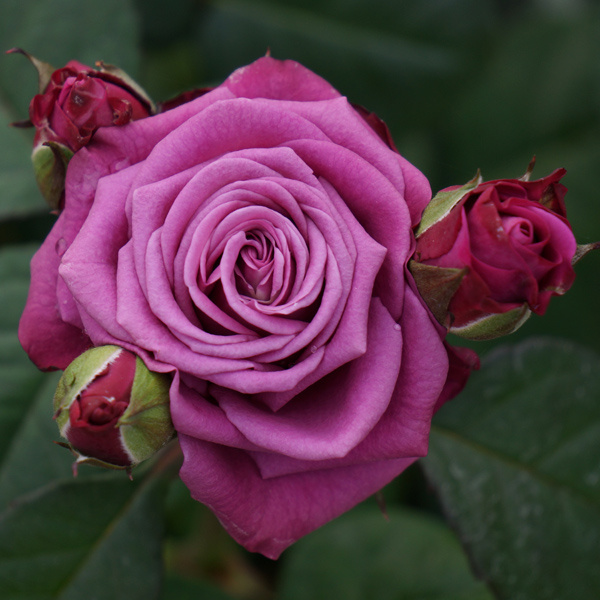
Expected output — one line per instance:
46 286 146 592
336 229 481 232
20 58 471 557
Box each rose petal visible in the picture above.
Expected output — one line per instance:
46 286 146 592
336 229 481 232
212 298 402 460
178 434 416 559
224 57 341 102
249 287 447 476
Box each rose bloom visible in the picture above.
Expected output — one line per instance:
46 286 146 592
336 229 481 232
20 57 473 557
413 170 577 335
30 60 151 152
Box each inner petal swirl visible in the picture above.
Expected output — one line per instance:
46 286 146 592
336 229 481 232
235 230 279 303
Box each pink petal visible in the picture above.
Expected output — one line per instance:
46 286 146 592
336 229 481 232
213 298 402 461
178 434 416 559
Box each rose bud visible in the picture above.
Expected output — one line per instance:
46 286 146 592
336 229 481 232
410 162 584 340
7 48 154 210
53 345 173 471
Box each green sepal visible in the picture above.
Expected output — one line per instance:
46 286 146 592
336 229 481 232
55 440 132 475
95 60 157 115
53 345 123 438
117 357 174 464
6 47 55 93
572 241 600 265
31 142 74 210
408 260 467 327
450 304 531 341
415 171 482 238
518 156 536 182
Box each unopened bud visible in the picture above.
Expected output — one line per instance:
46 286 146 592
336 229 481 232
8 49 155 210
411 163 581 340
54 345 173 471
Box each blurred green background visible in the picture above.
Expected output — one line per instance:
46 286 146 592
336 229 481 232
1 1 599 598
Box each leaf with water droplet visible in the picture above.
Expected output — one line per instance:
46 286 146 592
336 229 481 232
423 338 600 599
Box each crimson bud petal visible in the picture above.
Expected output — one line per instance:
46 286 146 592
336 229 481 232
54 345 174 470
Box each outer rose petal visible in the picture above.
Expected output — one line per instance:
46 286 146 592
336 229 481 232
224 57 341 101
178 434 416 559
245 287 449 478
18 222 91 370
212 298 403 461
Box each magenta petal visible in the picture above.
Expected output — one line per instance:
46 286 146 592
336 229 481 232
178 434 416 559
214 298 402 460
286 138 413 320
170 373 261 451
250 287 447 477
59 165 140 344
116 244 258 377
18 224 91 370
224 57 341 102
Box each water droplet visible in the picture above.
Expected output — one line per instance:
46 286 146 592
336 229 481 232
72 92 85 106
55 238 67 257
310 345 318 354
393 323 401 331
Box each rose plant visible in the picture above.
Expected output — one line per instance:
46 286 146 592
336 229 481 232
410 166 579 340
19 57 474 557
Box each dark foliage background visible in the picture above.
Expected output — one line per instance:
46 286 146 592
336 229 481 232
1 1 599 599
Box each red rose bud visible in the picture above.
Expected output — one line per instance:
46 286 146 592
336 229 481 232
410 162 585 340
53 345 173 471
29 60 154 151
8 49 154 210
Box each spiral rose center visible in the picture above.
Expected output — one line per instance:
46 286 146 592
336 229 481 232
502 215 535 245
235 230 276 302
75 394 128 428
226 224 299 308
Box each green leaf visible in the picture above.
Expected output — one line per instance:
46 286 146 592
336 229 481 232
0 246 45 463
0 244 74 510
423 338 600 599
1 0 141 122
0 474 167 600
161 575 237 600
0 103 44 218
278 506 493 600
0 372 74 512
